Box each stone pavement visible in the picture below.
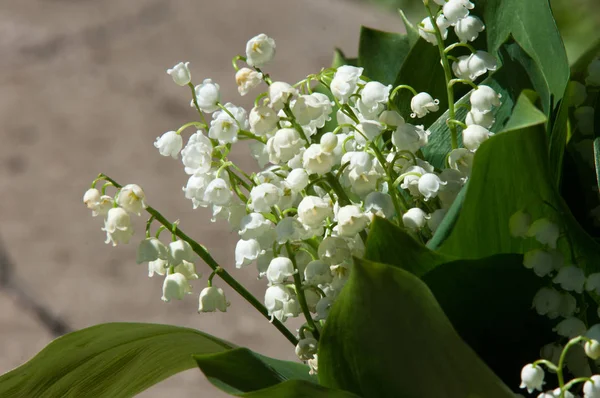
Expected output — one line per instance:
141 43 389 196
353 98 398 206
0 0 399 396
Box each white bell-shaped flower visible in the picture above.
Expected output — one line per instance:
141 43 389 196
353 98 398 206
586 273 600 295
470 85 502 114
249 141 269 168
315 296 334 321
285 169 309 192
249 105 278 137
320 132 338 153
465 109 495 129
360 81 391 113
427 209 448 233
245 33 276 68
136 237 168 264
249 183 282 212
330 65 363 103
304 259 334 286
403 207 429 231
181 131 213 176
295 337 318 361
198 286 229 312
208 105 243 144
318 237 351 266
466 51 498 80
337 205 370 237
203 178 232 206
117 184 147 216
302 144 336 175
183 174 213 209
462 125 492 151
519 363 545 394
558 292 577 318
148 259 168 277
523 249 563 278
365 192 395 219
527 218 560 248
161 273 191 302
266 257 296 285
173 260 199 280
235 239 264 268
418 15 450 45
392 123 430 153
275 217 302 243
154 131 183 159
192 79 220 113
399 166 426 197
447 148 474 176
102 207 134 246
235 67 263 96
379 110 405 127
454 15 485 42
583 375 600 398
532 287 562 318
410 92 440 118
269 82 297 111
586 58 600 86
418 173 447 201
292 92 333 128
553 266 586 293
167 62 191 86
83 189 113 218
267 128 306 164
297 196 333 228
554 317 587 338
239 213 273 240
264 284 299 322
443 0 474 25
452 55 472 80
168 239 195 266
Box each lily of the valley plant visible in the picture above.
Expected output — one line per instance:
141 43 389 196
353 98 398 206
3 0 600 397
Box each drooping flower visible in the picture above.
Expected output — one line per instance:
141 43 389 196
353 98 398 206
410 92 440 118
167 62 191 86
198 286 230 312
235 67 263 96
102 207 134 246
154 130 183 159
245 34 276 68
519 363 545 393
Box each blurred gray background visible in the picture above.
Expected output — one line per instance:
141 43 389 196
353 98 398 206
1 0 596 396
0 0 399 396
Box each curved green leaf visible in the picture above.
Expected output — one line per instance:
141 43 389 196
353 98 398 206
0 323 233 398
358 27 411 85
318 257 514 398
240 380 360 398
194 347 315 395
365 217 453 277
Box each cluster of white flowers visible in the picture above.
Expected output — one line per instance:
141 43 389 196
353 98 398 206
85 0 502 367
512 210 600 396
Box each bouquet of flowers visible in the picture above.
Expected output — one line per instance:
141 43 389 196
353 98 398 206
3 0 600 397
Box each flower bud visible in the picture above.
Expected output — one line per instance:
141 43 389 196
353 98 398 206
583 375 600 398
161 273 191 302
235 67 263 96
246 34 276 68
117 184 147 216
154 131 183 159
166 62 191 86
320 132 338 153
198 286 230 312
585 339 600 360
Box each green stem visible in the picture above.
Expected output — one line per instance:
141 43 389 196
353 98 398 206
176 121 206 135
556 336 589 395
97 173 298 346
370 143 406 224
426 4 458 149
324 173 368 243
448 79 479 90
444 42 477 54
187 83 209 126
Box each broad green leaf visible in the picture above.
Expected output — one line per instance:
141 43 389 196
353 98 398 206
502 91 547 132
398 9 419 47
0 323 233 398
422 254 556 387
358 27 411 85
193 347 316 395
240 380 360 398
426 181 467 250
365 216 453 277
423 41 537 169
437 121 600 277
594 137 600 192
318 257 514 398
332 48 358 68
477 0 569 114
570 37 600 77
